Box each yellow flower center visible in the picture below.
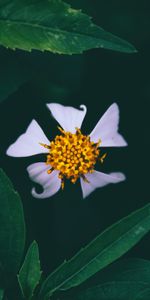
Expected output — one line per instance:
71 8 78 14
40 127 106 189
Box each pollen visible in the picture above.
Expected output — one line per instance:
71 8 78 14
40 127 106 189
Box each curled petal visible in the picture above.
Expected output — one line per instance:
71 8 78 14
6 120 50 157
27 162 61 199
90 103 127 147
80 171 126 198
46 103 87 133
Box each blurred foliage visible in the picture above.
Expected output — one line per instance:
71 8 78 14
0 50 34 103
0 169 25 289
0 290 4 300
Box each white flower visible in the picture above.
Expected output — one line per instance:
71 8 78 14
6 103 127 199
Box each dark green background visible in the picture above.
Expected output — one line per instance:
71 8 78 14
0 0 149 288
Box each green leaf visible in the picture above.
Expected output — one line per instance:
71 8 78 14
93 258 150 284
0 290 4 300
0 0 136 54
70 259 150 300
0 169 25 288
134 288 150 300
18 241 42 300
0 49 33 103
67 282 149 300
39 203 150 299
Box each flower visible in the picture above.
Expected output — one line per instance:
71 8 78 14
6 103 127 199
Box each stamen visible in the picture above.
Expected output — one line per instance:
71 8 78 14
57 126 65 134
95 139 101 148
99 153 107 163
39 143 50 149
58 172 65 189
81 174 90 183
43 128 106 186
75 127 82 135
61 178 65 190
47 168 54 174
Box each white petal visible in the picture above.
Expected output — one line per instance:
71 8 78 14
46 103 87 133
27 162 61 199
90 103 127 147
6 120 50 157
80 171 126 198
